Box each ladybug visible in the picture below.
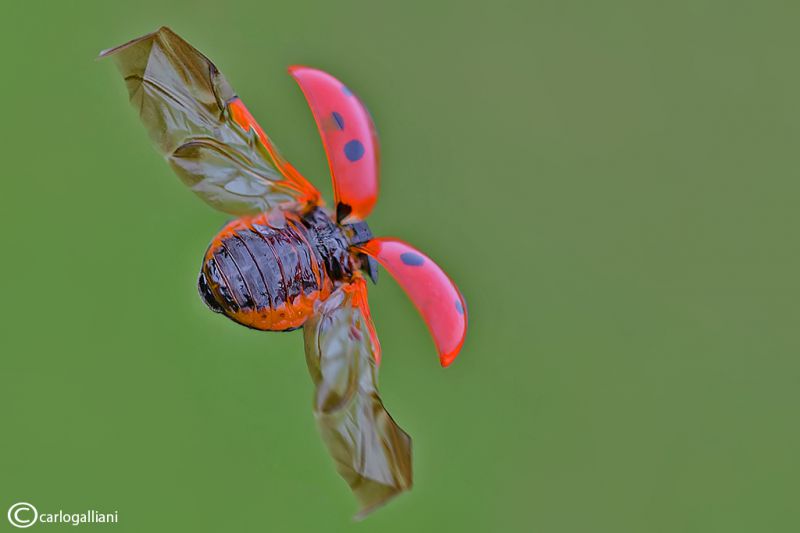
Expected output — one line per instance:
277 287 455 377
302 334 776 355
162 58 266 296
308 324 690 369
102 27 467 517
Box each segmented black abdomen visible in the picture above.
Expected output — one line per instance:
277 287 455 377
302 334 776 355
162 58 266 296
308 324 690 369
198 208 354 329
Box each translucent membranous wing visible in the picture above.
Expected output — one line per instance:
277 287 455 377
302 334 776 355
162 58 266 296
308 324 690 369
101 27 320 215
289 66 379 222
359 238 467 367
303 278 411 518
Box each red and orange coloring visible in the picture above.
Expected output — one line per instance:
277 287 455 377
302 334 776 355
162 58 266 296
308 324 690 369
102 27 467 517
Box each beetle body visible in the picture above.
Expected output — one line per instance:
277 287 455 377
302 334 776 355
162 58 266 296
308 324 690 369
198 207 359 331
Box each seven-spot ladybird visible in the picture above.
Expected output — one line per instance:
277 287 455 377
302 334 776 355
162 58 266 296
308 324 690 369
101 27 467 517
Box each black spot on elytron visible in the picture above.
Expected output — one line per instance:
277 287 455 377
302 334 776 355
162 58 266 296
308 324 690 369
344 139 365 162
332 111 345 130
455 299 464 315
341 85 353 96
400 252 425 266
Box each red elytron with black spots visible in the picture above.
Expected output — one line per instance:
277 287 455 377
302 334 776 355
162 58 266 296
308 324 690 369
102 27 467 516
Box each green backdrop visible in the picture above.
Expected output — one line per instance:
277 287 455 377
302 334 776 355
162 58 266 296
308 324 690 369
1 1 798 531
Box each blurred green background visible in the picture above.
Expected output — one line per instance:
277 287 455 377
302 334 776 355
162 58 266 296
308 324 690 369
1 0 799 531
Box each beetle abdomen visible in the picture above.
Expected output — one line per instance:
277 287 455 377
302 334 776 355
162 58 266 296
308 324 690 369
198 208 352 331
